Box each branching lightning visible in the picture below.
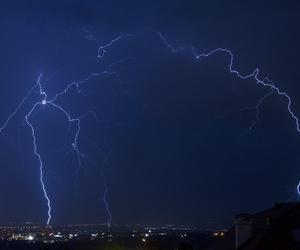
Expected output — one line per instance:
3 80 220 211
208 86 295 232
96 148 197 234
0 34 134 225
216 84 274 133
1 31 300 225
156 32 300 195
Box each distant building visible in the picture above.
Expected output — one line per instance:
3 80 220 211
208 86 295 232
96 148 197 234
208 203 300 250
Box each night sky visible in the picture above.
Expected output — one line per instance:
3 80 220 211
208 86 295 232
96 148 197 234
0 0 300 227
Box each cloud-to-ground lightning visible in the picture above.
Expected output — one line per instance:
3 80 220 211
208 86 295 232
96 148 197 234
1 31 300 225
0 34 133 225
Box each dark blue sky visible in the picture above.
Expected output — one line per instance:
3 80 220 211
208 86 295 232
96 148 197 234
0 0 300 227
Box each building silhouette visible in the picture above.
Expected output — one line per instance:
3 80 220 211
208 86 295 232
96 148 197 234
208 203 300 250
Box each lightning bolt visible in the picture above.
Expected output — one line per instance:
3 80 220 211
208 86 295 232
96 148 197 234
2 31 300 225
155 32 300 195
0 34 134 225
